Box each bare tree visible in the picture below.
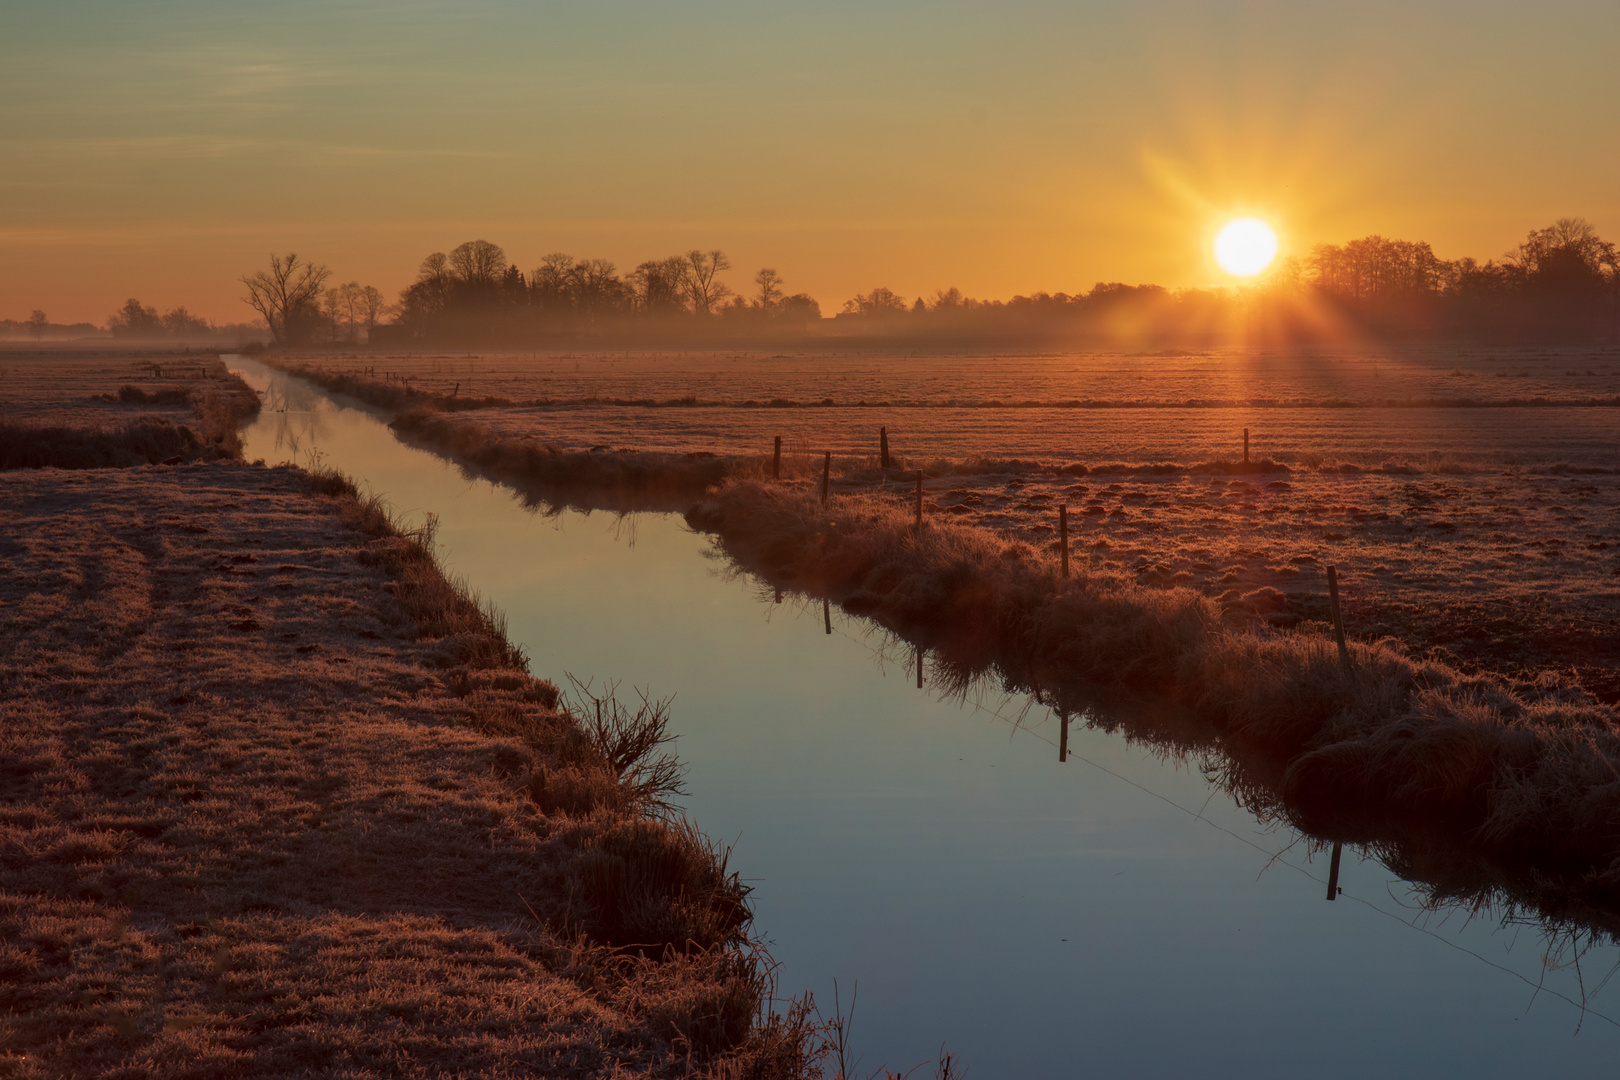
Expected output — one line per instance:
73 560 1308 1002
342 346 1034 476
842 286 907 315
754 267 784 309
418 252 451 283
571 258 631 318
359 285 388 331
26 310 48 339
241 253 331 346
448 239 507 284
631 256 689 314
325 282 365 343
681 249 732 315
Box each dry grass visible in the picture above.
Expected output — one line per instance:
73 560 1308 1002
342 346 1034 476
685 481 1620 934
0 463 819 1078
0 353 260 469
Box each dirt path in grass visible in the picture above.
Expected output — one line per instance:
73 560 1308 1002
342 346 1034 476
0 463 809 1078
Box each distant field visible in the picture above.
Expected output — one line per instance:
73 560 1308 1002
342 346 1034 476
278 345 1620 700
311 344 1620 407
0 350 224 428
301 344 1620 466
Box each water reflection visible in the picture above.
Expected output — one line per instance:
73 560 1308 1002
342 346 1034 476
230 357 1620 1074
711 535 1620 1029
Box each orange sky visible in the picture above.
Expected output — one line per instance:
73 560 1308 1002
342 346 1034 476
4 1 1618 325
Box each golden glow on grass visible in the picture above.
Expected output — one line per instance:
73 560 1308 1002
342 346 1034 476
1213 217 1280 277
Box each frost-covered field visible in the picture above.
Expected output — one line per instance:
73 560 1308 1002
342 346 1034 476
332 344 1620 409
0 349 222 428
298 345 1620 698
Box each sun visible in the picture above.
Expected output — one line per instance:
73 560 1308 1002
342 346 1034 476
1213 217 1279 277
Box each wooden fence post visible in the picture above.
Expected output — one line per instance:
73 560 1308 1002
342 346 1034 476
824 600 832 635
772 435 781 480
821 452 830 505
1327 565 1352 675
1326 841 1343 900
915 471 924 526
1059 505 1069 579
916 645 924 689
1059 711 1069 762
880 427 891 469
1243 428 1250 464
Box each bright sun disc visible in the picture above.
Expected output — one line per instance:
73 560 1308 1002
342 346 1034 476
1213 218 1279 277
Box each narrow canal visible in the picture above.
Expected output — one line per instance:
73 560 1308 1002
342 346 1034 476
230 356 1620 1078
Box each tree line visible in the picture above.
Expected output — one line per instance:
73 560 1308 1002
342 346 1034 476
387 242 821 343
236 216 1618 346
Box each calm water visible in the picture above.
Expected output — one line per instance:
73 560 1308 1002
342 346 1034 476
229 357 1620 1078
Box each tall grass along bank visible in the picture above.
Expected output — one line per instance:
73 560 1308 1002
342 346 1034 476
686 481 1620 933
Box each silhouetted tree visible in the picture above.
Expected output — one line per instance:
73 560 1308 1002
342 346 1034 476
325 282 363 342
108 299 161 337
754 268 784 310
572 258 633 320
778 293 821 321
448 239 508 285
27 310 48 339
529 253 575 315
419 252 451 284
681 250 732 315
159 307 210 336
842 287 908 316
631 257 689 315
241 253 331 346
359 285 388 332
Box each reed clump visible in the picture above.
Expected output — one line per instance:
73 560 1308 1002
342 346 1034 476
686 480 1620 907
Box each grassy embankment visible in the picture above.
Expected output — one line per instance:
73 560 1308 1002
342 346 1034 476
0 357 816 1078
273 360 1620 935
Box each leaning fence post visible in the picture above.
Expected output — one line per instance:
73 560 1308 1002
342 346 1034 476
1325 841 1343 900
821 452 831 505
1059 710 1069 762
914 471 924 526
824 599 832 635
880 427 891 469
1326 565 1352 675
772 435 782 480
1059 505 1069 579
1243 427 1250 464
